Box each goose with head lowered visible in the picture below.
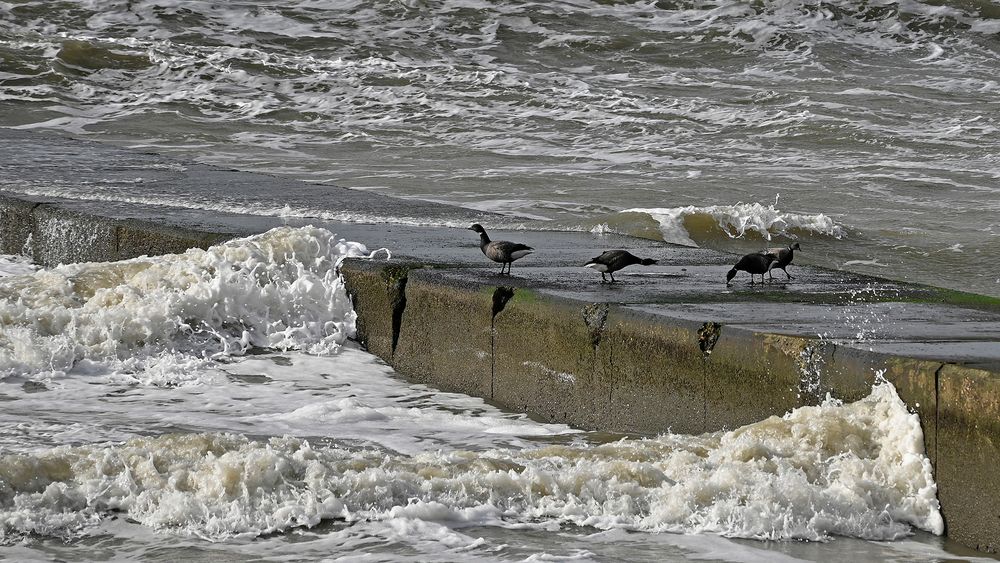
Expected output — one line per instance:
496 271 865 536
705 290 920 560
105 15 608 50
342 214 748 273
726 252 776 285
584 250 657 283
468 224 534 275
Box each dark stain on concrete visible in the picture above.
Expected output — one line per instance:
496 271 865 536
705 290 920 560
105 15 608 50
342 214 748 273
698 321 722 356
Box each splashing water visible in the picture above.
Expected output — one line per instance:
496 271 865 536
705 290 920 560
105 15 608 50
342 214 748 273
0 381 941 544
0 226 376 384
624 202 847 247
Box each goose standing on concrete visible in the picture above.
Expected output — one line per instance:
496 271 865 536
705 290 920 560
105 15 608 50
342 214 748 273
765 242 800 280
726 252 776 285
584 250 657 283
468 224 534 275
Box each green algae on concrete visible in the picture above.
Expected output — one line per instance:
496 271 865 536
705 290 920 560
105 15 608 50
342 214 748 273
704 329 810 430
598 307 708 434
492 292 610 429
391 270 494 399
340 259 419 361
937 364 1000 551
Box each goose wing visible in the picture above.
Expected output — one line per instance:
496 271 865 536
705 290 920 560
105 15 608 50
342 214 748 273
586 250 623 265
486 240 534 262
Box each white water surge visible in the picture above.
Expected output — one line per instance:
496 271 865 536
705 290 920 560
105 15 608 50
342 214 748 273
0 226 374 384
0 229 952 560
0 382 941 544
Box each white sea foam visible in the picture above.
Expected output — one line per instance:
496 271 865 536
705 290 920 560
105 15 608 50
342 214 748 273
0 382 941 543
0 226 377 383
0 255 37 278
625 202 846 247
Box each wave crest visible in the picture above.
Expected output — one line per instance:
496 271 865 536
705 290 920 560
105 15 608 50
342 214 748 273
0 226 375 383
623 202 847 247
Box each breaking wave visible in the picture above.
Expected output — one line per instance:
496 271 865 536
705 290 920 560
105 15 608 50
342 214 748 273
0 226 379 384
621 202 847 247
0 383 941 543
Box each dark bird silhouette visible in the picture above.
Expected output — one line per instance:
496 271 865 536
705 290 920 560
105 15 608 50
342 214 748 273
468 224 534 275
764 242 800 280
584 250 657 283
726 252 776 285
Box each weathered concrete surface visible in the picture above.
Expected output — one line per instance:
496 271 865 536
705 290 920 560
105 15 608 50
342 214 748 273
938 364 1000 552
0 194 235 266
392 271 495 398
2 129 1000 553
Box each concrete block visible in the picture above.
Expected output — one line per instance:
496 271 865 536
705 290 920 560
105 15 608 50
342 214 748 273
32 205 117 266
937 364 1000 552
340 259 416 361
0 196 37 256
114 220 231 261
391 271 493 398
599 308 707 435
492 291 610 428
703 329 809 431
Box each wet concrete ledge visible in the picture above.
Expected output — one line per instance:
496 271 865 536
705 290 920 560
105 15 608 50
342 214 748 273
2 131 1000 552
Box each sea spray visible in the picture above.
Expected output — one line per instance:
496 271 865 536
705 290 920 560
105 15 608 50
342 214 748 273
0 382 941 543
0 226 376 383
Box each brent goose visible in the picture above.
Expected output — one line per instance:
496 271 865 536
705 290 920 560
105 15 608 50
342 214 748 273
468 224 534 275
726 252 776 285
764 242 800 279
584 250 657 283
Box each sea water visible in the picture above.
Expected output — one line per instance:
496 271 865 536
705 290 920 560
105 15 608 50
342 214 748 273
1 0 999 297
0 227 988 562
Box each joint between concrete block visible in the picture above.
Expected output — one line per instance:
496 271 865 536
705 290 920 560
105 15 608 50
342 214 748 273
390 276 408 357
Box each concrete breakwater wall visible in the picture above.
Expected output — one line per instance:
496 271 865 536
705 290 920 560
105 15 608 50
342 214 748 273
0 194 233 265
341 258 1000 553
1 191 999 552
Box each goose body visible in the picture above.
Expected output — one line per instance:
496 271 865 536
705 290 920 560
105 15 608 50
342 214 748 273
468 224 533 275
726 252 776 285
584 250 657 283
764 242 800 279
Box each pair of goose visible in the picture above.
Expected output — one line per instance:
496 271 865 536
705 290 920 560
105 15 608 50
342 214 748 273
469 224 654 282
469 224 801 284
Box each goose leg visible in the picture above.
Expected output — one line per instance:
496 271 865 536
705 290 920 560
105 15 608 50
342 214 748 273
610 272 616 283
601 273 607 283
